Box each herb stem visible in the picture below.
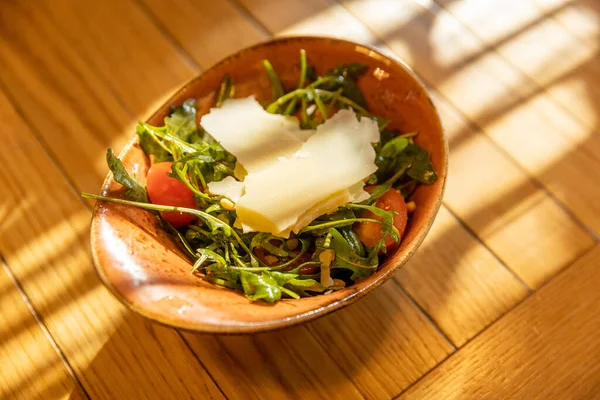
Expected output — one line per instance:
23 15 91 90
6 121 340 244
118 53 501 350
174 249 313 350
298 218 384 233
263 60 284 101
310 88 328 120
265 76 335 113
384 164 410 186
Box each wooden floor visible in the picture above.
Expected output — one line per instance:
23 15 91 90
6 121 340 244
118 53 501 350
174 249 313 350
1 0 600 398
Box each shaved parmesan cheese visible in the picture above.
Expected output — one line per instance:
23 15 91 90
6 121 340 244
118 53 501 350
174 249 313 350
207 176 245 203
236 109 379 236
200 97 313 173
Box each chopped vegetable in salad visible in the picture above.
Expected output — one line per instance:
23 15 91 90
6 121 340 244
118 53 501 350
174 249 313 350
82 49 438 303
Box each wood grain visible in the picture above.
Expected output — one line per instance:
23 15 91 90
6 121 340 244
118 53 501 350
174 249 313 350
139 0 266 69
183 327 365 400
396 207 528 347
0 0 196 194
0 263 85 400
305 281 452 398
431 0 600 234
339 0 596 288
0 69 224 399
437 0 600 131
400 244 600 399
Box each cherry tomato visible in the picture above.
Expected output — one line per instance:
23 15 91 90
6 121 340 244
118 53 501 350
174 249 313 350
353 186 408 252
146 162 198 227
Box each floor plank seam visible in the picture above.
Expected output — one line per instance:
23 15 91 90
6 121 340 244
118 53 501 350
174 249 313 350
432 0 599 135
428 0 600 242
0 79 86 211
441 203 533 293
176 331 230 400
131 0 203 72
0 254 91 400
396 282 457 353
391 243 599 398
228 0 273 38
0 78 229 399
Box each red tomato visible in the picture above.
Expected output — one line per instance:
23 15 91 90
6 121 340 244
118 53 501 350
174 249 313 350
353 186 408 252
146 162 198 227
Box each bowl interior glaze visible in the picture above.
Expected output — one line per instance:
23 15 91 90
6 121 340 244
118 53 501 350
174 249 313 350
90 37 447 333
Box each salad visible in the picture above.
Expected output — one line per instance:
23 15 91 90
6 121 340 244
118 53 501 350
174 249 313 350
83 49 437 303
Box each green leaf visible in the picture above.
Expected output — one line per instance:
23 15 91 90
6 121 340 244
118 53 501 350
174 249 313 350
403 143 438 184
375 137 410 182
326 229 379 281
196 248 227 268
361 184 391 205
341 227 366 257
376 142 437 185
250 233 289 257
324 63 369 109
136 124 172 162
327 63 368 80
166 99 198 142
240 270 300 303
106 149 148 203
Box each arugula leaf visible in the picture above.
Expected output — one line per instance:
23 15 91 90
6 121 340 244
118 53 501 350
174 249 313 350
374 138 437 185
106 149 148 203
324 63 369 109
327 228 378 281
340 227 366 257
240 270 300 303
361 183 391 205
375 137 410 180
166 99 198 142
327 63 368 80
250 233 289 257
403 143 438 184
136 124 172 163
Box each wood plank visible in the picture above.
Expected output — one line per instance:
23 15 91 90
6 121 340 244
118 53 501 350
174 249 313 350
305 281 452 398
38 0 197 117
139 0 266 69
239 0 380 41
0 79 224 399
183 327 365 400
442 0 600 130
436 0 600 140
545 0 600 43
338 0 596 288
0 263 85 400
182 281 452 399
396 207 528 347
400 244 600 399
429 89 594 288
0 0 196 194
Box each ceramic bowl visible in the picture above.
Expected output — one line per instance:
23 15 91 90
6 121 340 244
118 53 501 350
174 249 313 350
90 36 447 333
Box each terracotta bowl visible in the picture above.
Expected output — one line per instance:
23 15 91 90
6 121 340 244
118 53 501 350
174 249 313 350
90 36 447 333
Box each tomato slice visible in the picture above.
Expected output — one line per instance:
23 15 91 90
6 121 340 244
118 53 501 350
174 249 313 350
146 162 198 227
353 186 408 252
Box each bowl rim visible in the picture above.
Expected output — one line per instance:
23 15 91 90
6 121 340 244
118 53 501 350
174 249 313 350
89 35 448 334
